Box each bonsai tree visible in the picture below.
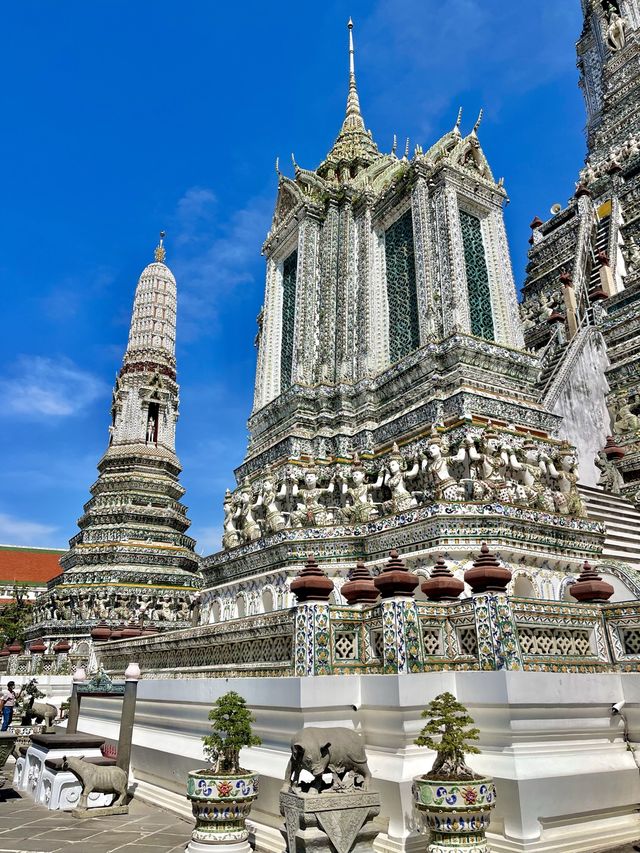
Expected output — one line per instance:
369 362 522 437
414 692 481 780
202 691 261 774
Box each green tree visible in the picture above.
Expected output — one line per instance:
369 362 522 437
0 585 32 646
202 691 262 774
414 692 481 780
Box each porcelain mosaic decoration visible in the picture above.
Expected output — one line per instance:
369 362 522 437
413 778 497 853
186 770 259 851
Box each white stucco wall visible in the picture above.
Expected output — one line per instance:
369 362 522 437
551 331 611 486
74 671 640 853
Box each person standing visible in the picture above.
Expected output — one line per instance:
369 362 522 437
0 681 19 731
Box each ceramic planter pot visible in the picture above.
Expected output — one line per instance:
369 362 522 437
186 769 259 852
413 776 497 853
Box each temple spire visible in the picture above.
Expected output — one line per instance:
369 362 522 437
344 18 363 126
154 230 166 263
317 18 380 179
125 237 177 365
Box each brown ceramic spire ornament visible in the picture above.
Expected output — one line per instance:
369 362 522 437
464 544 512 594
374 549 419 599
290 555 335 603
569 560 614 603
91 621 112 642
342 560 379 605
421 555 464 602
603 435 625 460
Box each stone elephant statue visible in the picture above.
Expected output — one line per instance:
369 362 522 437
285 727 371 792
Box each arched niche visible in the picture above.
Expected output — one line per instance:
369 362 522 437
512 574 537 599
236 594 247 619
562 579 578 602
262 587 274 613
210 600 221 624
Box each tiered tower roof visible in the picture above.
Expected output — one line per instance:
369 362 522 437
28 236 201 651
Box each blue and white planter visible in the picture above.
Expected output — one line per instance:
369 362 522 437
413 776 497 853
186 769 259 852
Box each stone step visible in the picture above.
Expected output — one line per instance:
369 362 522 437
580 485 639 510
579 485 640 568
600 535 640 553
586 506 640 525
586 516 640 534
597 548 640 567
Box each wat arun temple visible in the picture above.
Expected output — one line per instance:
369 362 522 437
8 2 640 851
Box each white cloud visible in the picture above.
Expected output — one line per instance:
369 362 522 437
40 267 116 322
0 356 108 419
175 187 217 246
191 524 223 556
361 0 581 137
171 186 272 339
0 513 60 548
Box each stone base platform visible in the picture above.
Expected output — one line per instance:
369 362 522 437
15 732 106 808
280 788 381 852
71 803 129 818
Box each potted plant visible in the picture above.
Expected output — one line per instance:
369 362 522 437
413 692 496 853
186 691 261 852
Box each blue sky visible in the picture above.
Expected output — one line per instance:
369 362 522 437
0 1 585 554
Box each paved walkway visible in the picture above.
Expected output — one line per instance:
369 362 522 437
1 780 639 852
601 847 640 853
0 788 191 852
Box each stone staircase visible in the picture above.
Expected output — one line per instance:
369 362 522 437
579 484 640 569
539 340 568 394
588 208 611 293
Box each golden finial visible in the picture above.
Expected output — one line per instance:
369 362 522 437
154 230 166 263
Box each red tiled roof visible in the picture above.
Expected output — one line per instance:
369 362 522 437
0 545 64 585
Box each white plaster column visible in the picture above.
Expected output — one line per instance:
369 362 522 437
485 207 525 349
439 183 471 337
411 176 436 343
316 202 340 384
291 215 320 386
335 201 357 382
369 226 389 371
253 257 283 411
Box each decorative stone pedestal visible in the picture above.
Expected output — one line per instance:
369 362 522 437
0 733 18 788
186 769 259 852
280 789 381 853
17 734 105 806
413 776 496 853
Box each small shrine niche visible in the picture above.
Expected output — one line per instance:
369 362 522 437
146 401 159 446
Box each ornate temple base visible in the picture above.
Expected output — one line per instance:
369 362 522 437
280 789 381 853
